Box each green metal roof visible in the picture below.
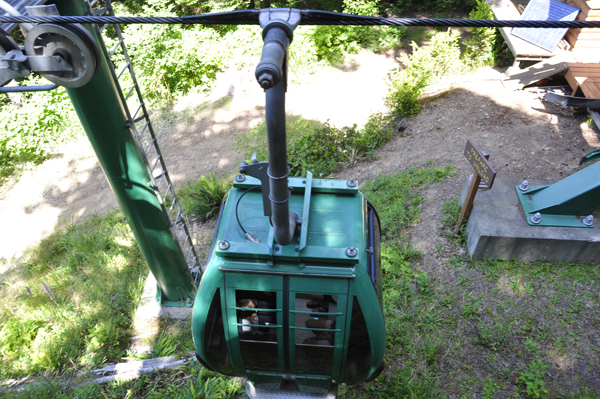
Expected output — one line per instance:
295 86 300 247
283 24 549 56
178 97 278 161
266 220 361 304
214 176 364 267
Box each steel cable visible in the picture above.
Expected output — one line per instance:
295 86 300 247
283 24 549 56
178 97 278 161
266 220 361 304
1 9 600 28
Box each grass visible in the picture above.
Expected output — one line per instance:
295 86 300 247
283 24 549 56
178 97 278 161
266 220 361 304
0 210 243 398
1 361 242 399
341 180 600 398
2 160 600 398
361 163 457 241
0 210 148 376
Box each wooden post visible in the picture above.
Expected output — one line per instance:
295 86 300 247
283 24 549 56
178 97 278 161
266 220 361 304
455 139 496 233
455 170 484 233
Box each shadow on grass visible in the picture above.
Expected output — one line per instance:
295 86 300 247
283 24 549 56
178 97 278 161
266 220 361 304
0 210 147 378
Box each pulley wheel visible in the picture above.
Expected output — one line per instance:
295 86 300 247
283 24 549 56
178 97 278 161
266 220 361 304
24 23 101 88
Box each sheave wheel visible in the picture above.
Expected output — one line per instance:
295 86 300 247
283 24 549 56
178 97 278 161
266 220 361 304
24 23 101 88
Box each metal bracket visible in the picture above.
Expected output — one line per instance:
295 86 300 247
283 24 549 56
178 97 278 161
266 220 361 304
516 160 600 228
258 8 302 37
0 48 73 86
239 153 292 217
26 55 74 72
0 49 29 86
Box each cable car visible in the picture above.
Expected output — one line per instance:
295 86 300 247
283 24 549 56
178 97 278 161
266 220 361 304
192 172 385 397
191 8 385 398
193 174 385 397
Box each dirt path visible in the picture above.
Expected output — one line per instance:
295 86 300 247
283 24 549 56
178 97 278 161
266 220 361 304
336 67 599 255
0 51 399 262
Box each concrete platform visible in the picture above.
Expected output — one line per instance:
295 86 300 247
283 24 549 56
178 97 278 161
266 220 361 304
134 272 192 321
460 177 600 262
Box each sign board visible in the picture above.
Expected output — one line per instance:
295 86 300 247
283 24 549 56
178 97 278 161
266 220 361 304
464 139 497 189
455 140 497 233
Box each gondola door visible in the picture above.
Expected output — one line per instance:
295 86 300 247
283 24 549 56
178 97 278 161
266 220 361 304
224 272 285 385
288 276 350 390
224 272 351 390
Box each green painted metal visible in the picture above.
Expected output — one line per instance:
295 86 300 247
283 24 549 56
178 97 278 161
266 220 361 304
192 177 385 393
516 185 594 228
580 149 600 165
215 179 362 264
516 160 600 228
51 0 196 304
235 176 360 194
299 171 313 253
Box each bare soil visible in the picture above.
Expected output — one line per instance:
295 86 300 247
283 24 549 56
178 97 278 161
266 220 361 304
0 50 398 262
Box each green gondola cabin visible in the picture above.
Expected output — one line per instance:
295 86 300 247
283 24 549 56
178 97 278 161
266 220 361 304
192 174 385 396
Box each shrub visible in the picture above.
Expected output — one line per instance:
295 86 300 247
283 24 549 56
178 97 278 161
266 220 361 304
236 115 341 177
0 81 82 182
389 0 477 14
311 0 405 63
463 0 498 67
235 113 394 177
386 30 463 116
121 23 233 102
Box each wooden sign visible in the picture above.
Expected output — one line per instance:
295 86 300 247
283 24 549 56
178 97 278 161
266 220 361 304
464 139 496 189
455 140 496 233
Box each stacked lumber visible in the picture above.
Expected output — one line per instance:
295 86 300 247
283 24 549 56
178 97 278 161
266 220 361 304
564 62 600 97
563 0 600 57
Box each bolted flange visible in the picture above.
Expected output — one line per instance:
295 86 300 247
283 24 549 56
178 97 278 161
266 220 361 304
530 212 541 224
583 215 594 226
218 240 230 250
347 179 357 187
346 247 358 257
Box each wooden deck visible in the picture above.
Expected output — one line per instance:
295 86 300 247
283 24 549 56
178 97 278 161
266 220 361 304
493 0 600 99
563 0 600 58
563 0 600 99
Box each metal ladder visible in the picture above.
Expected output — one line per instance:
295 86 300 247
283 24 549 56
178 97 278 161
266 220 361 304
86 0 201 284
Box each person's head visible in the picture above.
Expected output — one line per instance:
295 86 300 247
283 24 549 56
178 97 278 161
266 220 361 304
237 299 257 319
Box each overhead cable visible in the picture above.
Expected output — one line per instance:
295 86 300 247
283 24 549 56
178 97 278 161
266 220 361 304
1 9 600 28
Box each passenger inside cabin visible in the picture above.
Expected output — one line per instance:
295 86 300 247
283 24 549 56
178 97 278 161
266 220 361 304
304 319 336 346
303 294 337 346
237 298 268 332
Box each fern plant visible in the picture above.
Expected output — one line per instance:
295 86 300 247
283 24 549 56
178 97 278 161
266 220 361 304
178 172 231 222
